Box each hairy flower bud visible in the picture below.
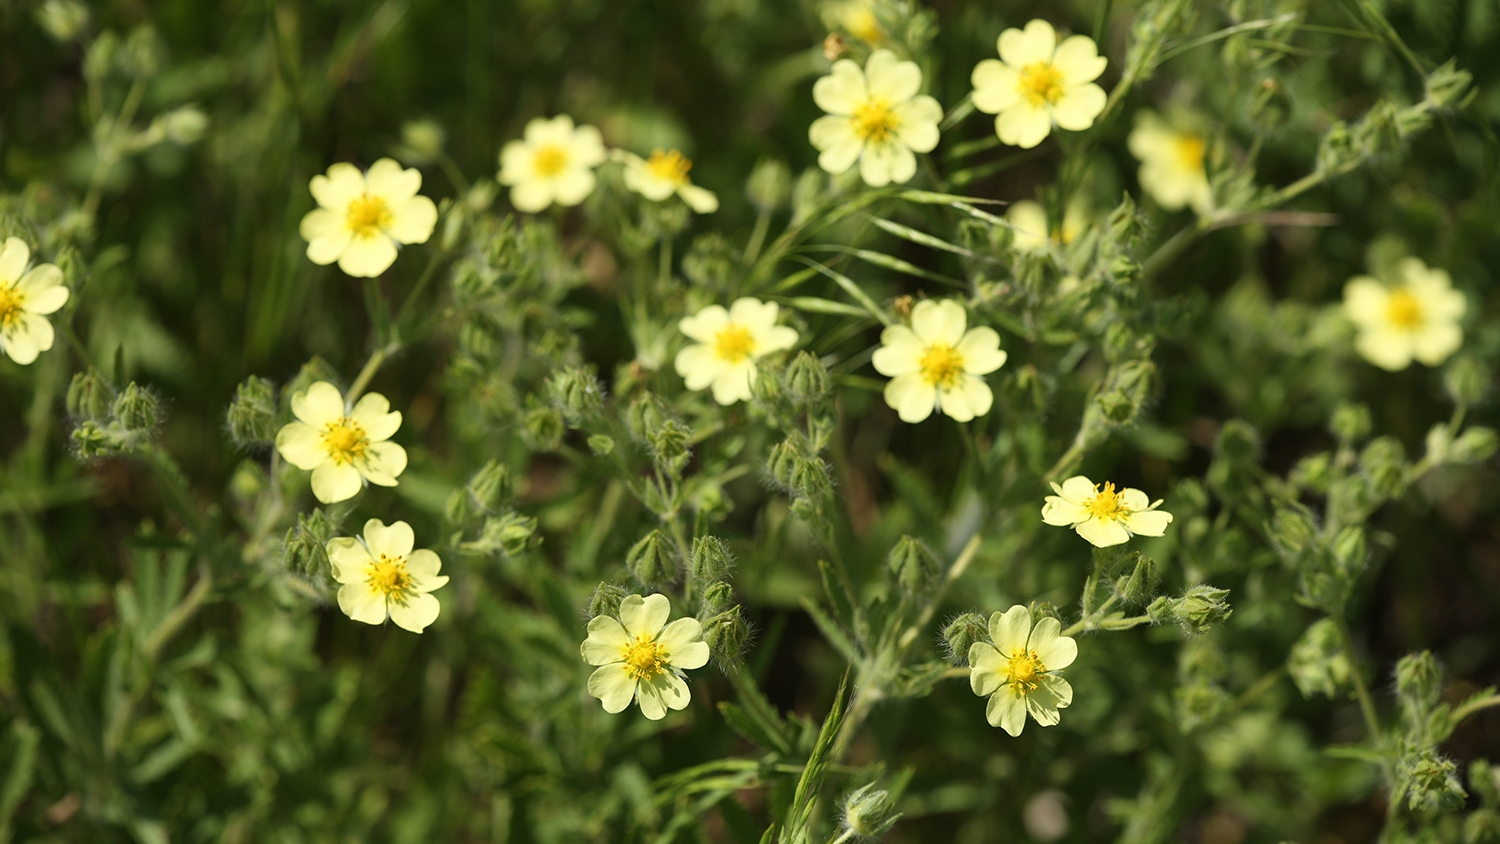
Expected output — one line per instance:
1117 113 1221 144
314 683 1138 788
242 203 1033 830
1399 751 1467 812
283 509 338 578
587 434 615 456
1330 402 1372 444
468 460 513 513
1113 552 1158 605
842 783 901 838
119 25 163 79
689 536 734 588
83 31 118 83
625 392 667 442
784 351 830 404
941 612 989 666
67 369 113 421
700 581 736 616
523 404 565 451
790 167 827 225
627 530 678 589
113 382 160 432
650 420 692 476
1424 60 1474 109
35 0 89 42
159 106 209 145
283 357 341 408
1450 427 1499 466
547 365 604 425
587 582 629 621
396 119 447 165
477 511 537 557
1288 618 1351 699
1360 435 1408 499
226 375 278 446
1156 585 1232 634
701 604 748 666
1267 505 1317 558
1395 650 1444 717
887 535 940 596
1000 364 1051 417
1444 355 1489 406
746 157 792 213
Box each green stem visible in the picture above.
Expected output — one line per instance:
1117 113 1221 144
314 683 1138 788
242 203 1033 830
897 533 982 651
658 237 672 288
394 246 450 332
1451 693 1500 724
346 344 395 403
743 208 771 267
1062 594 1120 637
1334 616 1382 740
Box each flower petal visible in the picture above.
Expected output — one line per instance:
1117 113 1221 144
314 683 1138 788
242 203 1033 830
311 461 363 503
326 537 371 582
275 422 329 470
675 344 726 391
364 158 422 204
310 163 366 211
942 375 993 422
1041 496 1088 526
588 665 638 714
582 616 632 665
813 59 868 115
1052 83 1106 131
859 140 898 187
552 169 598 207
969 643 1003 696
679 304 731 343
678 183 719 214
1413 323 1463 366
406 549 443 584
365 519 415 558
710 361 757 405
996 102 1052 149
1028 618 1076 670
302 210 352 265
293 381 345 427
8 313 54 358
337 235 399 278
386 196 437 245
971 59 1021 114
864 49 921 103
338 582 388 625
894 96 942 153
956 327 1007 374
1058 476 1096 504
620 593 671 639
358 441 408 486
1076 517 1130 547
635 674 671 720
884 373 936 423
509 180 555 213
388 592 441 633
990 605 1031 654
1343 277 1389 327
988 689 1027 735
17 265 67 312
649 671 693 711
1355 327 1415 371
657 618 709 669
1052 35 1107 84
999 19 1056 67
349 393 403 442
1122 508 1173 537
0 238 29 283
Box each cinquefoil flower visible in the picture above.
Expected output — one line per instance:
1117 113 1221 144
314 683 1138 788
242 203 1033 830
275 381 408 504
498 115 607 212
971 19 1107 149
969 605 1076 736
618 149 719 213
872 299 1007 423
1006 199 1086 254
582 593 710 720
809 49 942 187
1343 257 1465 371
299 159 437 278
821 0 885 44
0 237 68 365
676 298 799 405
1042 476 1172 547
1127 111 1212 214
327 519 449 633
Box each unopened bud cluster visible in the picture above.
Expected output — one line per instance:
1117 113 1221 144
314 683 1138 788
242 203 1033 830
68 370 161 457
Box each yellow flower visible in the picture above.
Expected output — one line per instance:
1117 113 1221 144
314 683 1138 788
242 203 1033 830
1127 111 1212 214
871 299 1007 423
809 49 943 187
0 237 68 366
299 159 438 278
969 605 1076 736
274 381 408 504
327 519 449 633
971 19 1108 149
1042 475 1172 547
617 149 719 213
675 298 799 405
1343 257 1465 371
581 593 710 720
497 115 607 213
1006 199 1087 254
820 0 885 44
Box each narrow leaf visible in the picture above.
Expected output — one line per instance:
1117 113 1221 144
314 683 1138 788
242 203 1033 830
793 257 892 326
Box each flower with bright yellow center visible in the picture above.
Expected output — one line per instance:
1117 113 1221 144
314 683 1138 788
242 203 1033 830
275 381 408 504
618 148 719 213
1343 257 1466 372
326 519 449 633
0 237 68 366
582 593 710 720
1006 199 1087 254
1042 475 1172 547
299 159 437 278
1127 110 1213 214
498 114 607 213
872 299 1007 423
969 605 1076 736
810 49 942 187
676 298 799 405
971 19 1108 149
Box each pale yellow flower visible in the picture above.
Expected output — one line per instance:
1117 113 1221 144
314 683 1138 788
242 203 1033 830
1006 199 1087 254
675 298 799 405
820 0 885 44
1127 111 1212 214
581 593 710 720
299 159 438 278
809 49 943 187
275 381 408 504
617 149 719 213
327 519 449 633
971 19 1108 149
1343 257 1465 371
969 605 1076 736
0 237 68 365
1042 476 1172 547
498 115 607 212
871 299 1007 423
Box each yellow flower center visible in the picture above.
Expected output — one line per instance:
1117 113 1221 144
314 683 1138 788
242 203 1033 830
1173 135 1206 173
1084 481 1128 521
533 144 569 177
1386 289 1424 330
918 342 966 389
0 284 23 330
646 149 693 185
367 554 412 598
345 195 393 240
1005 648 1046 696
322 418 370 465
852 97 900 143
1018 61 1065 107
713 323 757 363
622 635 668 681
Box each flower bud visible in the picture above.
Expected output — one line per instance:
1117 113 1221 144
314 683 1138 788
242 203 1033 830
1395 650 1444 717
226 375 278 446
1450 427 1499 465
112 382 160 432
468 460 513 513
1471 759 1500 806
1466 808 1500 843
683 233 734 288
547 365 604 425
842 783 901 838
587 582 629 621
700 581 736 616
587 434 615 456
650 420 691 476
1360 435 1408 499
396 119 446 165
1000 364 1051 417
1215 419 1260 464
1444 355 1489 406
689 536 734 588
1108 190 1140 243
119 25 163 79
747 158 793 213
1290 452 1334 494
1113 552 1158 605
941 612 989 666
67 369 113 421
1267 505 1317 558
1090 360 1155 426
159 106 209 145
625 392 667 442
283 357 341 407
83 31 118 83
1287 618 1351 699
1026 600 1061 623
1103 322 1151 365
1425 60 1474 109
478 511 537 557
523 404 565 451
1399 751 1466 812
1250 77 1292 131
70 420 111 458
1160 585 1232 634
1330 402 1372 444
626 530 678 589
444 486 477 527
1332 525 1366 571
701 604 748 666
284 509 337 578
887 535 940 596
784 351 830 404
790 167 827 225
35 0 89 42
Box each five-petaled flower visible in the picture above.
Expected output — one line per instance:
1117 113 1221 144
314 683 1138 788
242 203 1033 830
809 49 943 187
1006 199 1087 254
275 381 409 504
299 158 438 278
326 519 449 634
618 149 720 213
969 605 1077 736
1127 111 1212 214
1042 475 1172 547
498 115 608 213
872 299 1007 423
675 298 799 405
0 237 68 365
1343 257 1466 372
582 593 710 720
971 19 1108 149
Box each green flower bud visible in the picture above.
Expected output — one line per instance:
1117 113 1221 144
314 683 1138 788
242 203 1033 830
1466 808 1500 844
1174 682 1231 734
842 783 901 838
67 368 113 421
1250 77 1292 131
746 157 792 213
83 31 118 83
1424 60 1474 109
1026 600 1061 623
1395 650 1444 717
683 233 735 288
790 167 827 225
1171 585 1232 634
587 583 629 621
1399 750 1466 812
119 25 163 79
159 106 209 145
1332 525 1366 571
1290 452 1334 494
1360 435 1408 499
1108 191 1140 244
784 351 829 404
35 0 89 42
1103 322 1151 365
1316 121 1357 173
1215 419 1261 464
468 460 513 513
627 530 678 589
284 509 338 578
1146 595 1175 626
1113 552 1158 605
1000 364 1051 417
444 486 477 527
625 392 667 442
1450 427 1499 465
1331 402 1372 444
113 382 160 432
523 403 565 451
700 581 736 616
587 434 615 456
750 360 787 410
887 535 940 596
226 375 278 446
1267 505 1318 558
547 365 604 424
701 604 748 666
650 420 692 476
1472 759 1500 807
395 119 446 165
1444 355 1489 406
478 511 537 557
941 612 989 666
70 420 111 458
1288 618 1351 699
689 536 734 588
1091 360 1155 426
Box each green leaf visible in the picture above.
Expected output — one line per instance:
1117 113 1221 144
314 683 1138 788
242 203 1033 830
801 597 858 663
778 671 850 844
782 296 874 320
864 216 983 260
0 720 40 843
793 257 892 326
802 245 964 288
720 701 793 756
